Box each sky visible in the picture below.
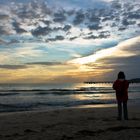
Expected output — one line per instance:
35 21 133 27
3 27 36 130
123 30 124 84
0 0 140 84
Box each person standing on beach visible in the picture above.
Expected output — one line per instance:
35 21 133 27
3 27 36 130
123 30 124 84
113 71 129 120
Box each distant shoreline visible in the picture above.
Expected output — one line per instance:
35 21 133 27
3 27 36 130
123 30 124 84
84 78 140 84
84 82 140 84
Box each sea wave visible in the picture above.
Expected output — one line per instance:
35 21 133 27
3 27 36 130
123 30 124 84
0 99 116 113
0 89 115 96
0 93 19 96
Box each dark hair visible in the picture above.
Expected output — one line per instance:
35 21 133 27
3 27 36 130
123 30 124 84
118 71 125 79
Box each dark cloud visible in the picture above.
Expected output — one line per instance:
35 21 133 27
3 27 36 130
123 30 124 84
0 38 19 45
122 19 136 26
0 26 10 35
54 35 65 40
16 1 51 20
0 65 27 69
98 56 140 80
87 32 92 35
53 11 66 23
84 37 140 81
0 14 9 20
31 24 71 37
16 7 37 19
118 27 126 31
0 0 140 42
111 1 121 9
98 32 110 38
101 56 140 66
26 62 63 66
31 0 51 15
63 25 71 31
0 38 7 45
31 26 52 36
52 27 63 31
8 39 20 45
123 3 134 12
84 35 98 39
47 35 65 42
127 12 140 19
41 20 52 26
111 23 117 27
66 9 75 16
52 25 71 32
122 19 130 26
69 36 78 41
73 10 85 25
88 24 102 30
86 9 101 23
84 31 110 39
12 21 27 34
102 16 112 22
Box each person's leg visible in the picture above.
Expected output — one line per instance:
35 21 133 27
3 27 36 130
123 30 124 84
117 101 122 120
123 101 128 120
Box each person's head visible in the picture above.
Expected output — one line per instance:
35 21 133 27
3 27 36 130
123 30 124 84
118 71 125 79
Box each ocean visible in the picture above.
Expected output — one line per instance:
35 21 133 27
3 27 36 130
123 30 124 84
0 83 139 113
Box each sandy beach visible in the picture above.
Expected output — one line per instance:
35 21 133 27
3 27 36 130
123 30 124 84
0 105 139 140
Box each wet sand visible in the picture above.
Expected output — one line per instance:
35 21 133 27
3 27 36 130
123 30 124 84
0 105 139 140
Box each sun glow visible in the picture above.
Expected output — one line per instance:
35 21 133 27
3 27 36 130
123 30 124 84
69 47 117 64
68 37 140 65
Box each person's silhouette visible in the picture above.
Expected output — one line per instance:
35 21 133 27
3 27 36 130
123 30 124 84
113 71 129 120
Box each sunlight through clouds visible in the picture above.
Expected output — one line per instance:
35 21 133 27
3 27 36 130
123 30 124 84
69 36 140 65
0 0 140 83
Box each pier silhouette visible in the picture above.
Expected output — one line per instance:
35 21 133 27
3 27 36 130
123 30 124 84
84 78 140 84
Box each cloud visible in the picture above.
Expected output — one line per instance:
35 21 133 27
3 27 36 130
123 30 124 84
87 10 101 22
118 27 126 31
0 0 139 43
84 31 110 39
111 1 122 9
31 26 52 36
26 62 63 66
0 14 9 20
102 16 112 22
69 36 140 65
63 25 71 31
15 0 51 19
0 38 7 45
127 12 140 19
47 35 65 42
0 0 140 83
83 35 98 39
53 11 66 23
122 19 136 26
88 24 102 30
41 20 52 26
0 65 27 69
73 10 85 25
12 21 27 34
69 36 78 41
14 45 45 58
0 38 20 45
51 25 71 32
68 36 140 80
31 24 71 37
0 26 11 35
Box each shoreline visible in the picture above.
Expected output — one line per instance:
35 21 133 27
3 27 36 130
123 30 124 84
0 101 139 115
0 103 117 116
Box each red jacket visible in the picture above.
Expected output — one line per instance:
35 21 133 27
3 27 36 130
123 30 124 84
113 80 129 102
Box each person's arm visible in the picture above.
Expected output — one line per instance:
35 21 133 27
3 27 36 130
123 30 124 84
125 80 129 90
113 81 116 90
